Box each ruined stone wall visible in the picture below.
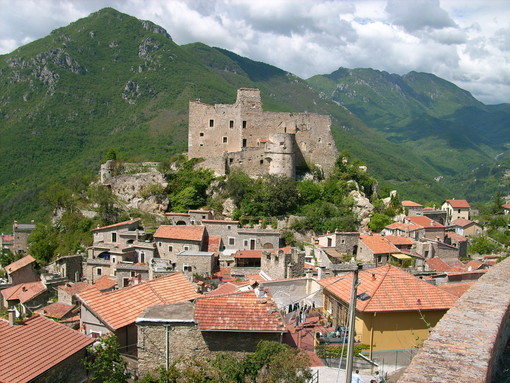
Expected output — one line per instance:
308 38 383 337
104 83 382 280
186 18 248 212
188 88 337 177
261 249 304 280
398 257 510 383
137 321 281 377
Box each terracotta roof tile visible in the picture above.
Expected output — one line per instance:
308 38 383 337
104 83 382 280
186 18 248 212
502 204 510 210
318 264 458 312
195 290 286 332
385 222 423 231
465 260 483 270
1 235 14 242
384 235 414 246
234 250 265 259
0 315 93 383
188 209 212 214
402 200 423 207
153 225 205 242
360 234 400 254
77 272 200 330
35 302 75 319
92 218 141 231
58 282 91 296
444 199 470 208
206 282 241 297
206 236 222 254
405 216 444 228
445 232 468 242
202 219 240 224
244 273 267 282
4 255 36 274
425 257 452 273
1 281 47 303
93 276 117 291
438 282 476 298
452 218 476 227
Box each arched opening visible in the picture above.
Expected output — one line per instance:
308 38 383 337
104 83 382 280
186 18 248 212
176 220 186 225
263 243 274 249
98 251 111 261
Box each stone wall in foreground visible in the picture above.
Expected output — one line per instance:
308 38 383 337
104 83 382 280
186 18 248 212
398 257 510 383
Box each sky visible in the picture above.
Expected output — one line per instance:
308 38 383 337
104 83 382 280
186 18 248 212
1 0 509 104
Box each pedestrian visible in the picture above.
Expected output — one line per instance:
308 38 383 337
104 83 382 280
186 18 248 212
352 369 365 383
373 370 384 383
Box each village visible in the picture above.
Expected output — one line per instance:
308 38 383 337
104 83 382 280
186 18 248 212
1 89 509 383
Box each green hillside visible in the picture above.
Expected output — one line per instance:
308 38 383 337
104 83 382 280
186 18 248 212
307 68 510 199
1 8 504 230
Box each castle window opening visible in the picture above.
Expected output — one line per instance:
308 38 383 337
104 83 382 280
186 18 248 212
242 139 247 147
199 144 204 147
229 158 233 164
318 137 322 143
280 141 284 146
223 137 228 143
242 120 247 129
209 119 214 127
200 132 204 136
260 159 264 165
230 120 234 128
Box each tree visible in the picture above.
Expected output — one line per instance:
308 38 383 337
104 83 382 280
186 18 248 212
84 334 130 383
368 213 393 232
28 222 58 265
468 235 500 256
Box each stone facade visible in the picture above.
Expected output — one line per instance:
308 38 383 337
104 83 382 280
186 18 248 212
12 222 36 255
46 254 83 282
188 88 337 178
260 248 305 280
33 349 89 383
175 251 215 277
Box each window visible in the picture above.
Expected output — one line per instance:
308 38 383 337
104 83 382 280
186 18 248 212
199 132 204 136
458 209 461 213
199 143 204 147
112 257 116 263
139 252 145 263
230 120 234 128
111 233 117 242
228 237 235 246
243 240 249 247
90 331 102 339
222 137 228 143
341 239 346 244
96 268 102 276
209 119 214 127
183 264 192 272
242 139 247 147
131 271 136 277
229 158 233 164
260 159 263 165
184 246 190 251
242 120 247 129
168 245 173 252
227 225 232 230
318 137 322 143
158 242 162 247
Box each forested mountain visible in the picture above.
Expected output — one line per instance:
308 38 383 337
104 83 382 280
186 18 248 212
0 7 508 230
307 68 510 201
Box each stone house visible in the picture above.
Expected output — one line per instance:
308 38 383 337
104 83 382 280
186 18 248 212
444 232 468 258
4 255 39 285
1 281 52 316
503 203 510 215
46 254 83 282
137 291 286 376
383 222 424 240
316 231 360 255
12 221 36 255
188 88 337 178
451 218 482 237
153 225 207 263
0 234 14 253
0 314 93 383
404 216 445 240
414 238 462 261
165 210 214 225
401 200 423 216
357 234 400 265
441 199 471 225
58 281 92 305
84 218 156 286
77 272 199 355
260 247 305 280
319 265 458 365
176 250 215 277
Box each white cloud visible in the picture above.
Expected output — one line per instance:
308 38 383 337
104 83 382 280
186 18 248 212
0 0 509 104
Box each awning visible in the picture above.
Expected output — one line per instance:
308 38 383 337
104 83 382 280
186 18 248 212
391 253 412 260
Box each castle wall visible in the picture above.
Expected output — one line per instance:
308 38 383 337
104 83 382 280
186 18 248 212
188 88 337 177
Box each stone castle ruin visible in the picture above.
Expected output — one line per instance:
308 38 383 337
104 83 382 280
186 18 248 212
188 88 338 178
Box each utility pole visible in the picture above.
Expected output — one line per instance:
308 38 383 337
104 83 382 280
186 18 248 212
345 264 362 383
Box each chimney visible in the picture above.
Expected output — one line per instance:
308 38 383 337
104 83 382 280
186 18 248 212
8 309 15 326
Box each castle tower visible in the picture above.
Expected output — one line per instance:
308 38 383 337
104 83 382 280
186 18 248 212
265 133 295 178
235 88 262 111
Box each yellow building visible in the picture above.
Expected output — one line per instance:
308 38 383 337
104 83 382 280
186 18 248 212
319 265 458 358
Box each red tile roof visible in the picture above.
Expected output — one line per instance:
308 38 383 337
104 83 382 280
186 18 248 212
244 273 267 282
1 281 47 303
153 225 205 242
452 218 476 227
402 200 423 207
1 235 14 242
4 255 36 274
234 250 264 259
77 272 200 330
319 265 458 312
0 315 93 383
92 218 141 231
444 199 470 208
195 290 286 332
165 212 190 216
206 236 222 254
425 257 451 273
93 276 117 291
437 282 476 298
502 204 510 210
58 282 91 296
384 235 414 246
188 210 212 214
406 216 444 228
36 302 75 319
206 282 242 297
465 260 483 270
385 222 423 231
202 219 240 224
445 232 468 242
360 234 400 254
